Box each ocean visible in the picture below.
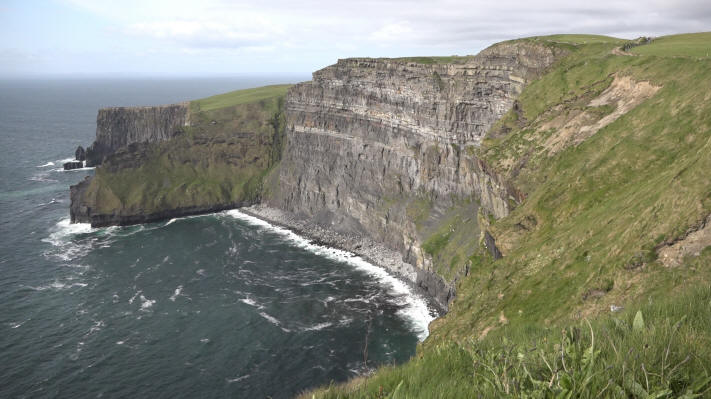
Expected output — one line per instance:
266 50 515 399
0 78 436 398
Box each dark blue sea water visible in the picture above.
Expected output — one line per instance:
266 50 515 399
0 78 435 398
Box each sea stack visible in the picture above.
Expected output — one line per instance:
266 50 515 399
75 145 86 161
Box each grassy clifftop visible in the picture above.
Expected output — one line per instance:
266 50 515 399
303 33 711 398
77 85 289 224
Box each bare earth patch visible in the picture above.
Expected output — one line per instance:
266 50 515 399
658 214 711 267
543 75 661 155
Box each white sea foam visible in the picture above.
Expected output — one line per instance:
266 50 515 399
86 320 105 336
42 218 95 262
226 374 250 384
239 297 261 308
37 161 55 168
129 290 141 304
139 295 156 310
51 166 95 172
258 311 290 332
169 285 183 302
226 209 436 341
26 280 88 291
302 322 333 332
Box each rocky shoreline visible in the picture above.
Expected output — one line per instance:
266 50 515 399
239 204 453 313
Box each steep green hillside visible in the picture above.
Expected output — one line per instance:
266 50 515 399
78 85 289 224
303 33 711 398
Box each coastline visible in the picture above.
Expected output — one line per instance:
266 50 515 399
239 204 451 314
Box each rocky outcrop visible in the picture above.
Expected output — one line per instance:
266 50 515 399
85 103 189 166
70 90 287 228
270 41 562 304
70 172 249 226
63 160 83 170
75 146 86 161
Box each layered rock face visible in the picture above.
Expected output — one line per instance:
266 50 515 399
86 103 189 166
272 42 560 304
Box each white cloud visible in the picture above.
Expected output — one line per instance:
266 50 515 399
14 0 711 76
369 22 415 42
127 19 278 49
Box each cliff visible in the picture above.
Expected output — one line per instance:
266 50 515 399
67 32 711 397
71 85 290 226
303 33 711 397
268 41 563 305
85 103 189 166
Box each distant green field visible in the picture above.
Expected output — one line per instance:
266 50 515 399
191 84 292 112
631 32 711 58
540 34 626 44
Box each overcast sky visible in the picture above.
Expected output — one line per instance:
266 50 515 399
1 0 709 78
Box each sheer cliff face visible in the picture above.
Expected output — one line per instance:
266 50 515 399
86 103 189 166
273 42 560 277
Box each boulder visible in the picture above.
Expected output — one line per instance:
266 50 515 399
63 161 84 170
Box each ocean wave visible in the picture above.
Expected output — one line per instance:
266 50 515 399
226 209 436 341
226 374 250 384
51 166 95 172
301 322 333 332
139 295 156 310
25 280 88 291
258 311 290 332
169 285 183 301
36 161 55 168
28 173 58 183
42 218 95 261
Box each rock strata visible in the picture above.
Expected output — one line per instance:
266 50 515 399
86 103 189 166
270 41 562 303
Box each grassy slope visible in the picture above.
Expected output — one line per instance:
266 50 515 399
303 34 711 398
631 32 711 58
85 85 289 217
192 84 292 111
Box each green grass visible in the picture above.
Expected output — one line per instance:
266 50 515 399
84 86 288 218
191 84 291 112
302 283 711 398
538 34 626 45
631 32 711 58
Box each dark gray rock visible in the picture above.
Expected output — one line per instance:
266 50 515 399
269 41 561 304
63 161 83 170
85 103 189 166
75 146 86 161
484 230 503 260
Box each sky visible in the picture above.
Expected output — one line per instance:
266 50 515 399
1 0 709 78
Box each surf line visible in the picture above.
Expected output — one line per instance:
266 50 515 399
225 209 436 341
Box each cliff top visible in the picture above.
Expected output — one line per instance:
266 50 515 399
100 102 189 111
333 34 620 67
629 31 711 58
190 84 292 112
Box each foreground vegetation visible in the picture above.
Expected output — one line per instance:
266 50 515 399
304 33 711 398
303 280 711 398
